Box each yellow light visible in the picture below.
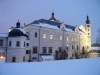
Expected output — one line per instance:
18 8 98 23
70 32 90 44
50 35 53 39
66 37 68 41
0 55 5 58
60 36 62 40
43 34 46 39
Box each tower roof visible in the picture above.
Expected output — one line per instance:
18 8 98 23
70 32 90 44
86 15 90 24
8 20 27 37
49 12 57 21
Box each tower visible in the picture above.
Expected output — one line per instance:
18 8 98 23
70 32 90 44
86 15 91 52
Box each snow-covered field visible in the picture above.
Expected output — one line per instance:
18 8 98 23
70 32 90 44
0 58 100 75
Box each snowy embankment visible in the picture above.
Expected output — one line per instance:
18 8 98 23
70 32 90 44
0 58 100 75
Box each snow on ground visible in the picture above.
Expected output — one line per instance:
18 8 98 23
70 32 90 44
0 58 100 75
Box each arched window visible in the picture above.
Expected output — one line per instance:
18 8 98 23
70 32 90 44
82 46 85 55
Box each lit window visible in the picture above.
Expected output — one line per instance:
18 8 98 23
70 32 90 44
0 40 3 46
50 35 53 39
43 34 46 39
66 37 68 41
60 36 62 40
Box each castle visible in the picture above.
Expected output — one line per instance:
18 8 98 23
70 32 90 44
0 12 91 62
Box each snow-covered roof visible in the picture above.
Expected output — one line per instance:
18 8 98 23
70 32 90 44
17 28 26 34
0 33 8 37
41 55 54 61
65 28 73 32
32 23 60 30
79 25 87 34
91 47 100 50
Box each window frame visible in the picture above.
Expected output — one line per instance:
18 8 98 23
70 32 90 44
33 47 38 53
48 47 53 53
43 34 46 39
42 47 47 53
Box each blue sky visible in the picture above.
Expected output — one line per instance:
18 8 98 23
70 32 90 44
0 0 100 43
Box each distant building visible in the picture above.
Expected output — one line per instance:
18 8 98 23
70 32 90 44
0 12 91 62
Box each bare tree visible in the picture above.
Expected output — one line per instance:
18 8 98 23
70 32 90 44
96 28 100 44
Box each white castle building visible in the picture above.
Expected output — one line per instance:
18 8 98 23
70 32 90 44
0 12 91 62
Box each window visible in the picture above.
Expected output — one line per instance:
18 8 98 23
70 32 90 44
72 45 74 49
16 41 20 47
26 43 29 46
26 50 30 54
88 29 89 31
66 37 68 41
32 57 37 60
35 32 37 38
0 40 3 46
12 57 16 62
87 25 90 27
49 47 52 53
43 34 46 39
87 46 89 49
58 47 62 53
9 41 11 46
50 35 53 39
42 47 47 53
24 42 25 47
33 47 38 53
60 36 62 40
88 33 89 35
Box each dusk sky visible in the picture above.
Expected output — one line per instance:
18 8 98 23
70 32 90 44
0 0 100 43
